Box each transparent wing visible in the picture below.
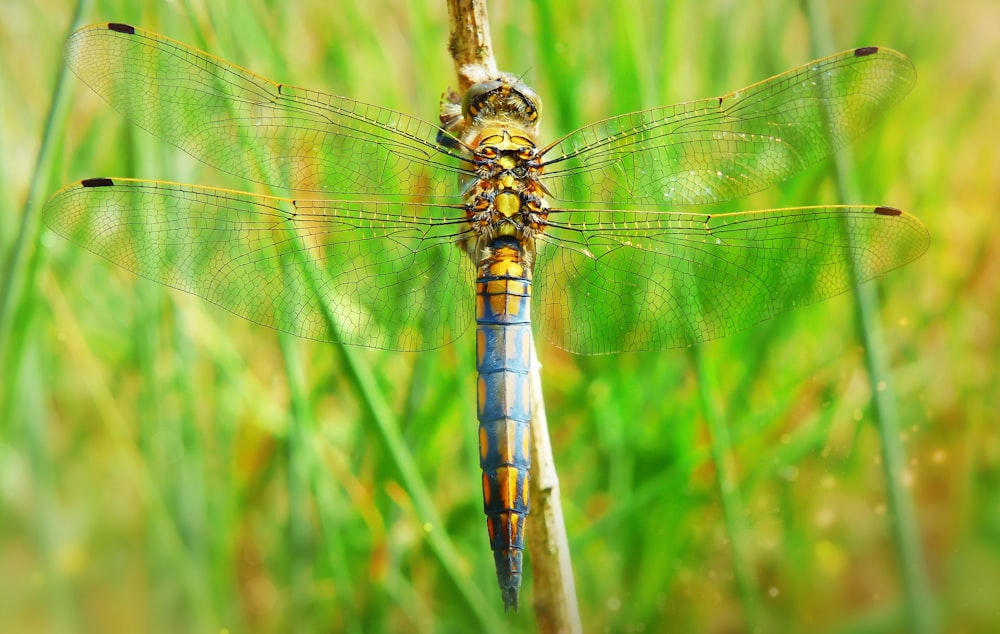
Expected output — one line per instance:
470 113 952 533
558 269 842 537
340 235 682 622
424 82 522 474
534 205 929 354
43 178 475 351
539 47 916 206
66 23 472 198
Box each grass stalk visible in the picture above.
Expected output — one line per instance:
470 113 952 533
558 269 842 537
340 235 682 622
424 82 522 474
308 447 365 634
334 343 501 630
692 345 763 631
803 1 937 631
133 281 175 627
279 331 314 624
0 0 92 390
0 3 91 629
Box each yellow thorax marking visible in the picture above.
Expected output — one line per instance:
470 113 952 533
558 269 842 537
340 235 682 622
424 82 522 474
475 127 536 153
495 192 521 218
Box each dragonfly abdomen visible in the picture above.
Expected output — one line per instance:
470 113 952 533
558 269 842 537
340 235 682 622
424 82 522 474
475 236 533 611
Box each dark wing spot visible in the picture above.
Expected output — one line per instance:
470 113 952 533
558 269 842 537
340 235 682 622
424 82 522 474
854 46 879 57
437 129 462 151
107 23 136 35
873 206 903 216
81 177 115 188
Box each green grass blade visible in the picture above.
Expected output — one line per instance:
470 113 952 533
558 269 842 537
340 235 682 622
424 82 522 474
0 0 92 375
334 343 504 631
692 345 763 631
803 1 937 632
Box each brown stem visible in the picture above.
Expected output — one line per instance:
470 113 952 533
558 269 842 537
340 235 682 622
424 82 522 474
445 0 499 92
526 340 583 633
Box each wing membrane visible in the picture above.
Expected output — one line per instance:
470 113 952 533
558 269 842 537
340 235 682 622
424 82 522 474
43 178 475 350
54 27 926 355
540 47 916 206
534 205 929 354
65 23 471 198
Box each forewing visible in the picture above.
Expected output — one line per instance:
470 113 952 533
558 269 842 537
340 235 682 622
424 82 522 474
540 47 915 206
65 23 471 197
43 178 475 351
534 205 929 354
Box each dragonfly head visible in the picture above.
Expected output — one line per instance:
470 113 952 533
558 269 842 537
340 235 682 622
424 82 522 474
462 73 542 133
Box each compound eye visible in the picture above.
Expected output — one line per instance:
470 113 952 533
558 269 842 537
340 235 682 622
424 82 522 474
462 79 503 119
513 82 542 120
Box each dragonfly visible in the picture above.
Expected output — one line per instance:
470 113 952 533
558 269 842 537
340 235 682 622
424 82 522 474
43 23 928 611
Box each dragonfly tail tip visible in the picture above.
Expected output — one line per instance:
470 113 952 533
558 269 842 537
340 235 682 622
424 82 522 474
502 587 519 612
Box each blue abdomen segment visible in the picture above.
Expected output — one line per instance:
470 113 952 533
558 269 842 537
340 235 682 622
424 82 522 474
475 236 532 611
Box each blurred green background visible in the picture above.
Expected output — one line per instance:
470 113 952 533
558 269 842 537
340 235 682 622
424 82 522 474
1 0 997 632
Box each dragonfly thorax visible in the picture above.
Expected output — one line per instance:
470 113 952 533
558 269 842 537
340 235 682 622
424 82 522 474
464 127 549 245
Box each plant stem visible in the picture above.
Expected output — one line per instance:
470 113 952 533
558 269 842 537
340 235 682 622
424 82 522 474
803 2 936 631
528 339 583 633
693 346 763 631
445 0 499 91
0 0 92 380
